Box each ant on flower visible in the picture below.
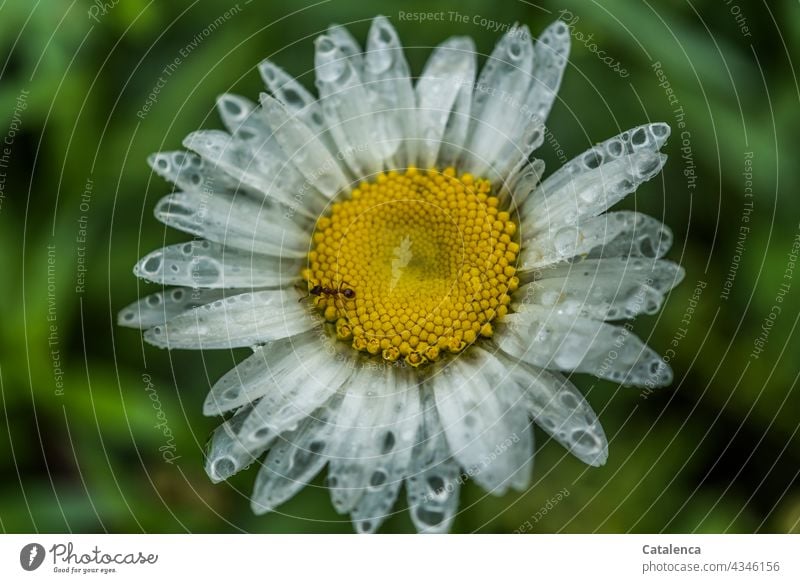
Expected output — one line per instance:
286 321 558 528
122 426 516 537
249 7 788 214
298 280 356 302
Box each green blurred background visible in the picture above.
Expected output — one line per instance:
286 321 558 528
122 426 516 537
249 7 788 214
1 0 799 533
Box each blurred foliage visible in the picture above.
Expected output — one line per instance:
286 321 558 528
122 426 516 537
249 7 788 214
1 0 798 533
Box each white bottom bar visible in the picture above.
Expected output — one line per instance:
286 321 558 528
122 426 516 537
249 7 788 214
1 534 796 582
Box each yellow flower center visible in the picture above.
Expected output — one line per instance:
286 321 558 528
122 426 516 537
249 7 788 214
302 167 519 367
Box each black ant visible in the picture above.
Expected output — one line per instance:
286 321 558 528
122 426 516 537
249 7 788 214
298 280 356 302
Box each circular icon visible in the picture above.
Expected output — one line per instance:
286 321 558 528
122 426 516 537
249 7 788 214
19 543 46 571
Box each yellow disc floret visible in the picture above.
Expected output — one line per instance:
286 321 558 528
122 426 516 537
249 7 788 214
303 167 518 367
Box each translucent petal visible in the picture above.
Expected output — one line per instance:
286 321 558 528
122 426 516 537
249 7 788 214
147 150 251 195
118 287 228 329
527 20 571 125
467 118 543 183
260 93 350 198
437 63 475 169
133 240 301 288
521 212 626 269
216 93 272 142
537 256 684 290
462 26 542 179
406 391 462 534
327 367 420 516
229 338 353 445
468 26 533 130
415 37 476 168
443 348 534 491
518 257 685 321
251 396 342 514
153 191 307 257
204 343 283 416
363 16 417 168
350 372 421 533
432 351 534 495
521 210 675 268
502 157 546 208
209 336 352 487
143 290 318 349
519 211 672 271
258 60 326 137
588 211 675 259
496 305 673 386
315 33 381 176
495 353 607 466
203 331 351 416
540 123 671 198
205 405 270 483
327 24 364 71
522 151 668 236
182 130 312 213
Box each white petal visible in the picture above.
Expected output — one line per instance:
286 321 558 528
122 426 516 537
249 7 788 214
251 395 342 514
522 151 667 236
259 60 326 137
315 33 382 176
450 347 535 491
260 93 350 198
521 210 675 269
588 211 675 259
522 209 671 267
436 41 477 170
133 240 300 288
205 405 270 483
536 256 684 291
350 373 421 534
496 305 673 386
182 130 313 213
153 191 307 257
216 93 272 142
415 37 476 168
518 257 684 321
118 287 227 329
521 212 625 269
467 117 544 182
462 26 542 179
527 20 570 125
502 157 546 207
364 16 417 168
143 290 318 349
327 367 421 516
326 24 364 70
406 392 462 533
495 353 607 466
539 123 671 199
432 351 534 495
208 334 352 486
148 150 252 195
203 331 349 415
230 338 353 443
436 65 475 169
468 26 533 132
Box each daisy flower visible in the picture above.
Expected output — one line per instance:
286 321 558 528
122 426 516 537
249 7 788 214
120 17 684 533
